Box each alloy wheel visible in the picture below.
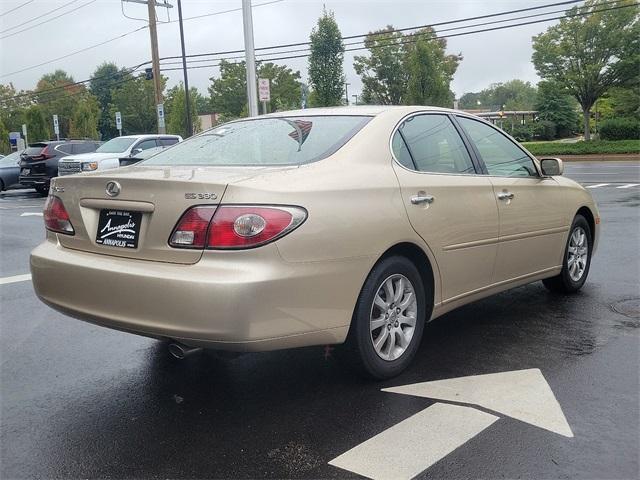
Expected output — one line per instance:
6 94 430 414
567 226 588 282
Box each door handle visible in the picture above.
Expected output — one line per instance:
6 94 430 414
497 191 515 200
411 194 434 205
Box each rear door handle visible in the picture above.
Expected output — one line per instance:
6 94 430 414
411 194 434 205
497 191 515 200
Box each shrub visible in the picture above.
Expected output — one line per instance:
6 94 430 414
599 117 640 140
533 120 557 141
509 124 533 142
522 139 640 156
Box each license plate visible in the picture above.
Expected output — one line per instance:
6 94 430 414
96 209 142 249
21 168 30 175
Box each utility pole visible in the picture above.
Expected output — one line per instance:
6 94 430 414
344 82 350 105
146 0 165 133
242 0 258 117
176 0 192 137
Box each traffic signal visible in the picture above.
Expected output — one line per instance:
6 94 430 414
145 68 153 80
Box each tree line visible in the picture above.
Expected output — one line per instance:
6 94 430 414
1 0 637 153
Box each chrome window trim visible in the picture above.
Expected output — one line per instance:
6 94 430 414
388 110 481 177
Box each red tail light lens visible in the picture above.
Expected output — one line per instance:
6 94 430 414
169 206 216 248
43 196 74 234
168 205 306 250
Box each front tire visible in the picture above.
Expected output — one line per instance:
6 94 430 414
342 255 429 380
543 214 592 293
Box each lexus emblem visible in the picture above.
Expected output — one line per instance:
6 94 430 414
105 181 121 197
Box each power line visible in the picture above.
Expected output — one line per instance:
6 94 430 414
159 0 586 62
0 26 149 79
174 0 283 23
0 0 34 18
0 0 81 34
0 0 98 39
1 0 284 79
159 0 622 67
159 1 637 71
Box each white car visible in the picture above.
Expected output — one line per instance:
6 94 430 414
57 134 182 176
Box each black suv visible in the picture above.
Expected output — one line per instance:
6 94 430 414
19 140 102 196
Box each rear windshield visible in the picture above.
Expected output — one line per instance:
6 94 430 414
24 144 47 156
142 116 371 166
96 137 137 154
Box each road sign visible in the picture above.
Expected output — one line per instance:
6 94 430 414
115 111 122 135
258 78 270 102
21 124 27 136
53 114 59 140
330 369 573 478
156 104 165 130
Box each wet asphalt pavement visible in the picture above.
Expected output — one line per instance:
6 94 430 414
1 162 638 479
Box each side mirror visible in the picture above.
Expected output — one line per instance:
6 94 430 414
131 148 143 156
540 157 564 176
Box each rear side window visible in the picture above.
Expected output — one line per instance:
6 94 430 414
72 143 98 154
55 144 73 155
392 114 475 174
159 138 179 147
457 117 538 177
143 116 371 166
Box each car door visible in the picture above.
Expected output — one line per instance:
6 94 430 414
455 116 569 283
391 113 500 303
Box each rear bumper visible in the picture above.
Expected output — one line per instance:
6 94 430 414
30 240 372 351
19 174 50 186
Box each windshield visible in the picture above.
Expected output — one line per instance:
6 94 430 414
142 116 371 166
96 137 137 154
0 151 21 166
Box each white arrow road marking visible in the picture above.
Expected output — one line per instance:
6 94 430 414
20 212 43 217
586 183 609 189
616 183 639 189
0 274 32 285
329 403 498 480
329 369 573 479
383 368 573 437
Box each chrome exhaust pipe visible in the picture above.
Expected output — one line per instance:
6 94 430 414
168 342 202 359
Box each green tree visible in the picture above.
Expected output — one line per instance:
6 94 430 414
308 9 345 107
459 80 538 111
34 70 86 138
166 83 200 138
69 96 100 139
257 62 302 112
109 74 165 134
208 60 248 120
0 83 31 134
25 105 50 142
90 62 129 139
354 26 407 105
0 118 10 154
404 28 461 107
532 0 639 140
535 81 580 138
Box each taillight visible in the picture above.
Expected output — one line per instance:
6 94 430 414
43 196 74 234
169 207 216 248
41 145 53 160
169 205 306 250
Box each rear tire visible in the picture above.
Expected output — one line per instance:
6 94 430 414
35 184 49 196
342 255 429 380
543 214 592 293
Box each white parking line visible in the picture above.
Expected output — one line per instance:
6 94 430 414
585 183 609 189
616 183 640 189
0 274 32 285
20 212 43 217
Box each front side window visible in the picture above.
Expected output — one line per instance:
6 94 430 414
135 139 159 151
457 117 538 177
392 114 475 174
143 116 371 166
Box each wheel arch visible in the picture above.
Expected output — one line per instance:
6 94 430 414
576 205 596 239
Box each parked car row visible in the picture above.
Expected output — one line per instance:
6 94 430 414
1 134 183 195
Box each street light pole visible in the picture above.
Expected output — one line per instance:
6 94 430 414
176 0 192 137
242 0 258 117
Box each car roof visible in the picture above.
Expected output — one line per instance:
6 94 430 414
262 105 459 118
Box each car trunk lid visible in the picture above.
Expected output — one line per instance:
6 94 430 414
51 165 287 264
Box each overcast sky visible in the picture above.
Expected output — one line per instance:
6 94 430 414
0 0 562 102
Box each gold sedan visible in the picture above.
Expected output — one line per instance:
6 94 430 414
31 106 599 379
